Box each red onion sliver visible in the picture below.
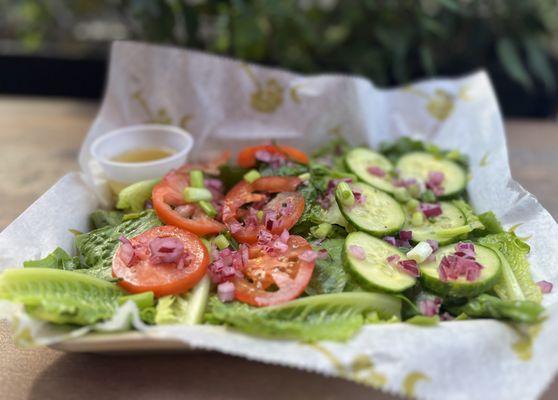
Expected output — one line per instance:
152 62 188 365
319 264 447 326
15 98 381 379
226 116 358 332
418 297 442 317
299 250 319 263
537 280 553 294
386 254 400 267
426 239 439 252
420 203 443 218
217 281 235 302
397 259 420 277
383 236 397 246
119 236 137 267
149 237 184 264
399 230 413 241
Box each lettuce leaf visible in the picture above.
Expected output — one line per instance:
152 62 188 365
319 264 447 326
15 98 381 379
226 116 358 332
478 233 541 303
305 239 349 295
23 247 81 270
206 292 401 341
90 210 124 229
75 210 161 281
478 211 504 234
116 179 159 212
0 268 123 325
448 294 544 324
452 200 484 231
155 275 210 325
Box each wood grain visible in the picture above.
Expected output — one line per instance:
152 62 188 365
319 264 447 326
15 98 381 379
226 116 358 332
0 96 557 400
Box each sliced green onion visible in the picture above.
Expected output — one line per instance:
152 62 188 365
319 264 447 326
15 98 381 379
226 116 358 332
336 182 355 207
201 238 212 252
405 198 420 213
189 170 204 188
214 234 230 250
407 183 422 199
311 223 332 239
421 190 436 203
257 210 264 223
393 187 411 202
183 187 213 202
411 211 425 227
243 169 261 183
199 200 217 217
406 241 433 263
298 172 311 181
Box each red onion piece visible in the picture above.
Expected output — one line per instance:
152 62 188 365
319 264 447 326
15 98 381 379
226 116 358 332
426 171 445 196
426 239 439 252
438 254 484 282
217 281 235 302
383 236 397 246
420 202 443 218
537 280 553 294
273 240 289 253
257 229 274 245
418 297 442 316
316 249 329 260
119 236 137 267
149 237 184 264
348 245 366 260
397 259 420 277
455 242 476 258
393 178 417 188
299 250 319 263
399 230 413 241
279 229 290 243
353 191 367 205
367 166 386 177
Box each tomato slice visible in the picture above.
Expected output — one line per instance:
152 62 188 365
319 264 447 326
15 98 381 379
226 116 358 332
237 144 309 168
112 226 209 297
234 235 315 306
222 177 304 244
152 170 225 236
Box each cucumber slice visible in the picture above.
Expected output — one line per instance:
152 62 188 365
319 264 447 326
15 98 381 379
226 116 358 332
344 232 416 293
345 148 396 193
405 201 467 244
396 152 467 197
336 182 405 237
420 243 501 298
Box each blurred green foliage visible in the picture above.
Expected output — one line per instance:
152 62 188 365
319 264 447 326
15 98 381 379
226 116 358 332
3 0 558 91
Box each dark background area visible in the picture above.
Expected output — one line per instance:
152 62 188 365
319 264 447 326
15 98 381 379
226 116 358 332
2 0 558 117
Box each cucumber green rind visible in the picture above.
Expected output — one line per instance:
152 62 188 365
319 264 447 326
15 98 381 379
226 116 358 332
345 148 396 193
336 182 405 237
0 268 123 325
343 232 416 293
419 244 502 298
396 152 467 198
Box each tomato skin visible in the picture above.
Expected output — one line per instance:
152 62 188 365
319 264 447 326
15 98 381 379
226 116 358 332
234 235 315 306
237 145 309 168
251 176 301 193
112 226 209 297
152 170 225 236
222 178 304 244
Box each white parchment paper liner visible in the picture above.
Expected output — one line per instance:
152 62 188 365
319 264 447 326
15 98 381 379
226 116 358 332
2 41 558 400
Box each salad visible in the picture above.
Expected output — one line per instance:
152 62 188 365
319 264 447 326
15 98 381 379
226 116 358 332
0 137 552 342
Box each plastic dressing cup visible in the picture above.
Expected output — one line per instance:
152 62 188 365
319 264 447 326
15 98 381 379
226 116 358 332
90 124 194 193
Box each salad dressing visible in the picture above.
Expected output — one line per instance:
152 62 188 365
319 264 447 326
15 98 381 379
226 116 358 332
111 147 175 163
108 147 175 194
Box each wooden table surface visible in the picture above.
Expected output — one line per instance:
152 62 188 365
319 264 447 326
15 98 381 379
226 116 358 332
1 96 557 400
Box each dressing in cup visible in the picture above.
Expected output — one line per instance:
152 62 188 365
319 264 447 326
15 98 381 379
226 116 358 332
90 124 194 194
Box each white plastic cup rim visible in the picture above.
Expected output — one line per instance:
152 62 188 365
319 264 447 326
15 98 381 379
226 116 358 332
90 124 194 184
